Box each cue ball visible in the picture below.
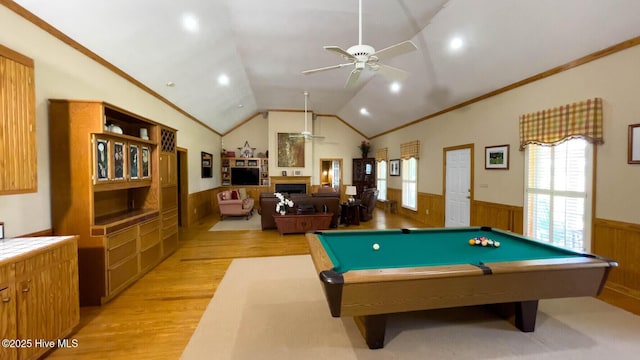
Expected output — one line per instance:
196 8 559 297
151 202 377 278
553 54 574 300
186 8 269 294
372 243 380 250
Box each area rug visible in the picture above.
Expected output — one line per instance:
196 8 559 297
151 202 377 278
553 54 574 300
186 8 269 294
208 214 261 231
181 255 640 360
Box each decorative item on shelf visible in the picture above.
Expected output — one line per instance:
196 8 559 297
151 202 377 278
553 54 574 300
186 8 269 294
346 185 357 203
274 192 294 215
139 128 149 140
108 124 123 134
239 141 256 158
359 140 371 158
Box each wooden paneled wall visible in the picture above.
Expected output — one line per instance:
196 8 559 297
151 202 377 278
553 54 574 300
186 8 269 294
383 188 445 228
592 218 640 313
471 200 524 234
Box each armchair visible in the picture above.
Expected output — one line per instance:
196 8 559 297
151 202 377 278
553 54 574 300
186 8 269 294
359 188 379 222
217 189 254 220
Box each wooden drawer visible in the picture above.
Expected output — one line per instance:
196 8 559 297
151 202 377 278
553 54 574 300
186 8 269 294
140 228 160 251
0 263 15 284
140 218 160 235
162 211 178 230
140 242 162 271
162 232 179 255
107 226 138 249
108 255 138 294
107 239 137 268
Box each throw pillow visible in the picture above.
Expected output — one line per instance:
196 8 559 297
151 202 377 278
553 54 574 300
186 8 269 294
231 190 239 200
221 192 227 200
238 188 247 200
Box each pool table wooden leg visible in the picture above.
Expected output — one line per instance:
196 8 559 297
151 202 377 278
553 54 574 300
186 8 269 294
354 314 387 349
515 300 539 332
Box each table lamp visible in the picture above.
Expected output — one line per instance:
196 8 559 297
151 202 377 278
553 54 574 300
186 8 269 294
345 186 357 203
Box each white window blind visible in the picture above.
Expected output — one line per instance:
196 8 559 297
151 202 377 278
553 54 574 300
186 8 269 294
402 158 417 210
376 160 387 201
524 139 592 251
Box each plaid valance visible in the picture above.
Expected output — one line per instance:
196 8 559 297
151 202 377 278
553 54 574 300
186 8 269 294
400 140 420 159
375 147 388 162
519 97 603 150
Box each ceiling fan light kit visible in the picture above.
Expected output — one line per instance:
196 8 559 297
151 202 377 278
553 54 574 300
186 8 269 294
302 0 417 88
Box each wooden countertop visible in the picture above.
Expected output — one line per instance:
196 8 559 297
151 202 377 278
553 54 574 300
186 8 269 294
0 235 78 265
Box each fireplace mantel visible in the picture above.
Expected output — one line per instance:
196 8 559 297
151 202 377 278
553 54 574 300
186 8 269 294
270 176 311 193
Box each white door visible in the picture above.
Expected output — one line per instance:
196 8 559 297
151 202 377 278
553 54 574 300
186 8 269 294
445 148 471 227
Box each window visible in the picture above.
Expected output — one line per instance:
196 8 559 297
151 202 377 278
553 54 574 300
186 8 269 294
524 139 593 251
402 158 417 210
376 160 387 201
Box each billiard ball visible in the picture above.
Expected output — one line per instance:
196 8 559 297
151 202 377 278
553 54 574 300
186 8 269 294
372 243 380 250
493 241 501 248
469 239 476 246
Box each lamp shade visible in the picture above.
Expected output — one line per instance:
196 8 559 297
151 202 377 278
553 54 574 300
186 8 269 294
345 186 357 196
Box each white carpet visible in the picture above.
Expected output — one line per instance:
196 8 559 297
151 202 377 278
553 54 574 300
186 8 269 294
208 214 261 231
181 255 640 360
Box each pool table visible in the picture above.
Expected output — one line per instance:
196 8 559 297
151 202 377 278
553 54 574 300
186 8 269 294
306 227 616 349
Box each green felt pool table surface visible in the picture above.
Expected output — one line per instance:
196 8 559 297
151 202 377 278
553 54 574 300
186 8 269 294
317 227 587 273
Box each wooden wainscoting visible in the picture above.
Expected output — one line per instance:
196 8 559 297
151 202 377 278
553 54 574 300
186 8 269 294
471 200 524 234
187 189 216 226
593 218 640 315
383 188 444 228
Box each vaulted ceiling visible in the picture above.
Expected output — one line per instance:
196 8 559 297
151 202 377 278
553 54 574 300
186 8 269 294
13 0 640 137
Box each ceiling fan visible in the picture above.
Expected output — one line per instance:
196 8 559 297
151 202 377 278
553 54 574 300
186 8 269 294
301 0 417 88
289 91 324 140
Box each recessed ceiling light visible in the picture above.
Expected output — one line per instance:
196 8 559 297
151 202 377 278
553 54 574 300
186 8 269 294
166 81 175 87
360 108 370 116
450 37 464 50
390 82 401 93
218 74 230 86
237 104 244 108
181 13 199 33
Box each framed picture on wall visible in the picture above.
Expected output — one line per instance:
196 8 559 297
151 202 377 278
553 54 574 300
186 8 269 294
201 151 213 178
629 123 640 164
485 145 510 169
389 159 401 176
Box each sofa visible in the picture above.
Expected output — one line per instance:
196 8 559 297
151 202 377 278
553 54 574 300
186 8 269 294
217 189 254 220
259 191 341 230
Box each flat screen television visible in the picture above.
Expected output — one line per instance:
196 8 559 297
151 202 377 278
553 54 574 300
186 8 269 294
231 167 260 185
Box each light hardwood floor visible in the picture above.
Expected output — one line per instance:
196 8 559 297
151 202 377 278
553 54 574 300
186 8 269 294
47 209 424 359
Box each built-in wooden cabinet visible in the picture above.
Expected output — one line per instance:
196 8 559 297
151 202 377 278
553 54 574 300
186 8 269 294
158 127 179 256
0 236 79 360
49 99 178 305
221 157 269 186
0 45 37 195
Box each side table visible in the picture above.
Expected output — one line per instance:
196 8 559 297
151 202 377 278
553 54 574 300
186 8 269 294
340 202 361 226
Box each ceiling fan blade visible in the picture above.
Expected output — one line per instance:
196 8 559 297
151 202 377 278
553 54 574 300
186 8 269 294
302 62 354 75
345 68 362 89
371 40 417 61
375 64 409 81
324 46 357 61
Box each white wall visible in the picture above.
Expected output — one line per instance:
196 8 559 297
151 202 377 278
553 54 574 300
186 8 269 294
0 6 220 237
223 111 366 186
373 44 640 224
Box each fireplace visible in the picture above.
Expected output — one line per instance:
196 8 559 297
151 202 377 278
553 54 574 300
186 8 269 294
275 183 306 194
270 176 311 194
